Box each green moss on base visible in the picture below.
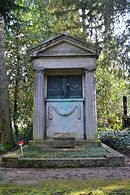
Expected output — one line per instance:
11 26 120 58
18 145 108 158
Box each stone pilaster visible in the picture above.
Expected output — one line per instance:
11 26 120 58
84 68 97 140
33 70 45 139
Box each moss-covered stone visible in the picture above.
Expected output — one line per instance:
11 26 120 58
1 144 125 168
1 153 19 168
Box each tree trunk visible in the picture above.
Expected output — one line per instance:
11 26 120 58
0 16 14 145
81 7 87 39
14 76 19 136
13 28 20 136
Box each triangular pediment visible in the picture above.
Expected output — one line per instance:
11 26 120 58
37 41 93 56
29 34 100 58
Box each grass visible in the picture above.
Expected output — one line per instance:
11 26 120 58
0 175 3 182
18 146 109 158
0 179 130 195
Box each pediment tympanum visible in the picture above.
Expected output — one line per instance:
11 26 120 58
29 34 100 58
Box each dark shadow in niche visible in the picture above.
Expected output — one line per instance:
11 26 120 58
47 75 82 99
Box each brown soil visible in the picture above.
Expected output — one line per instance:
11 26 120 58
0 151 130 184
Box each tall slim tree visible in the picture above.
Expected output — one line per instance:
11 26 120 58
0 0 28 144
0 0 21 145
0 16 14 145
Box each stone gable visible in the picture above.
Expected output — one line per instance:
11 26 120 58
29 34 100 58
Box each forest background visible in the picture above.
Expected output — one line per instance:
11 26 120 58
0 0 129 147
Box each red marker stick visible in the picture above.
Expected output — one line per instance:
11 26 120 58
18 141 24 157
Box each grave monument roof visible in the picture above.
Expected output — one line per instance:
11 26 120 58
29 33 100 58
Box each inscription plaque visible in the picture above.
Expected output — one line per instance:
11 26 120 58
47 75 82 99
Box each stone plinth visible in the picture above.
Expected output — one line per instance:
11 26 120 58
1 143 125 168
53 132 75 148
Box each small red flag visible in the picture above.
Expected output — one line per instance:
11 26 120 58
18 141 23 146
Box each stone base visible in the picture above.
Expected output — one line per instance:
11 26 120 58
1 143 125 168
53 132 75 148
28 139 53 148
28 139 101 147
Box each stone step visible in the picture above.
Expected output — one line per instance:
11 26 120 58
28 139 101 147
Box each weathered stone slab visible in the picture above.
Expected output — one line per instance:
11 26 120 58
18 158 106 168
1 144 125 168
33 57 96 70
28 139 101 147
53 132 75 148
1 153 19 168
102 143 125 167
46 100 84 139
76 140 101 146
28 139 53 147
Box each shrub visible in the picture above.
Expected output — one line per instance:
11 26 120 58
98 128 130 153
14 125 33 146
0 144 12 154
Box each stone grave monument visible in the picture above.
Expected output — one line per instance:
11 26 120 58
29 34 100 144
1 34 125 168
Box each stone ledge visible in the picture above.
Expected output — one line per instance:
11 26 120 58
53 132 75 139
28 140 53 147
53 132 75 148
76 140 101 146
2 156 107 168
1 144 125 168
1 153 19 168
102 143 125 167
18 158 107 168
28 139 101 147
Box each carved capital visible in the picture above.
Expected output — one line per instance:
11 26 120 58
33 65 45 73
34 69 45 75
84 67 96 73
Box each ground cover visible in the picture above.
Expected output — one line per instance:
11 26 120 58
18 146 108 158
99 129 130 154
0 153 130 194
0 179 130 195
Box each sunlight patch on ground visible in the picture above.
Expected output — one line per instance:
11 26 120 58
0 179 130 195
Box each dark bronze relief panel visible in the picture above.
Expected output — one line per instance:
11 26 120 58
47 75 82 99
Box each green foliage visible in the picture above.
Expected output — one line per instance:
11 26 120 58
0 144 12 154
0 174 3 181
0 0 17 17
0 0 27 21
96 56 127 129
5 1 34 137
3 0 129 139
98 129 130 153
14 125 33 146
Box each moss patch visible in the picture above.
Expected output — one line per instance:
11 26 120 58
18 146 108 158
0 179 130 195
